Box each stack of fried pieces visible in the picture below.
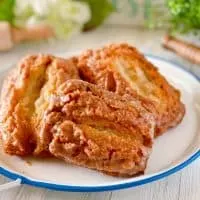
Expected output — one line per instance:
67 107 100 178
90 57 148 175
0 44 185 177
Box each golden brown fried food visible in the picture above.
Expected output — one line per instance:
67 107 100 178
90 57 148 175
39 80 155 176
0 55 79 156
77 43 185 135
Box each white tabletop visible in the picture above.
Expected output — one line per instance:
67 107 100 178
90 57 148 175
0 25 199 200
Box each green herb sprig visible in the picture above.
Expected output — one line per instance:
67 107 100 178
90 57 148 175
167 0 200 34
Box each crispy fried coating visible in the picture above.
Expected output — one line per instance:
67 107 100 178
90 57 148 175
77 43 185 135
0 55 79 155
0 43 185 176
38 80 155 176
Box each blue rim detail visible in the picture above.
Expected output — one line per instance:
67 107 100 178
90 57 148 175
0 55 199 192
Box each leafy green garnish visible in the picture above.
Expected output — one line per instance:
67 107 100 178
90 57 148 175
79 0 114 30
167 0 200 34
0 0 15 23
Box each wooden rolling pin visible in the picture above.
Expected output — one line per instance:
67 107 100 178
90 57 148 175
163 35 200 65
0 21 54 51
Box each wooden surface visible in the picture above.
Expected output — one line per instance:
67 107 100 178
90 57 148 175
0 25 199 200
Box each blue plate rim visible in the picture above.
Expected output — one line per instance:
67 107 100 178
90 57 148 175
0 55 199 192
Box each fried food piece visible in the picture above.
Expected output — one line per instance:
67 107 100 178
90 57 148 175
77 43 185 135
0 55 79 156
40 80 155 176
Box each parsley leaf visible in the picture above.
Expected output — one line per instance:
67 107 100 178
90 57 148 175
167 0 200 34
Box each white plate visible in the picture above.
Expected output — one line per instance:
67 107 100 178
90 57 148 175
0 55 199 192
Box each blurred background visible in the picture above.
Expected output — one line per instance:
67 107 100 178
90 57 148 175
0 0 199 76
0 1 200 199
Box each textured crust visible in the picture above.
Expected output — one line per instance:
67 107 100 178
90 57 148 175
0 43 185 176
0 54 79 155
0 54 156 176
77 43 185 135
44 80 155 176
